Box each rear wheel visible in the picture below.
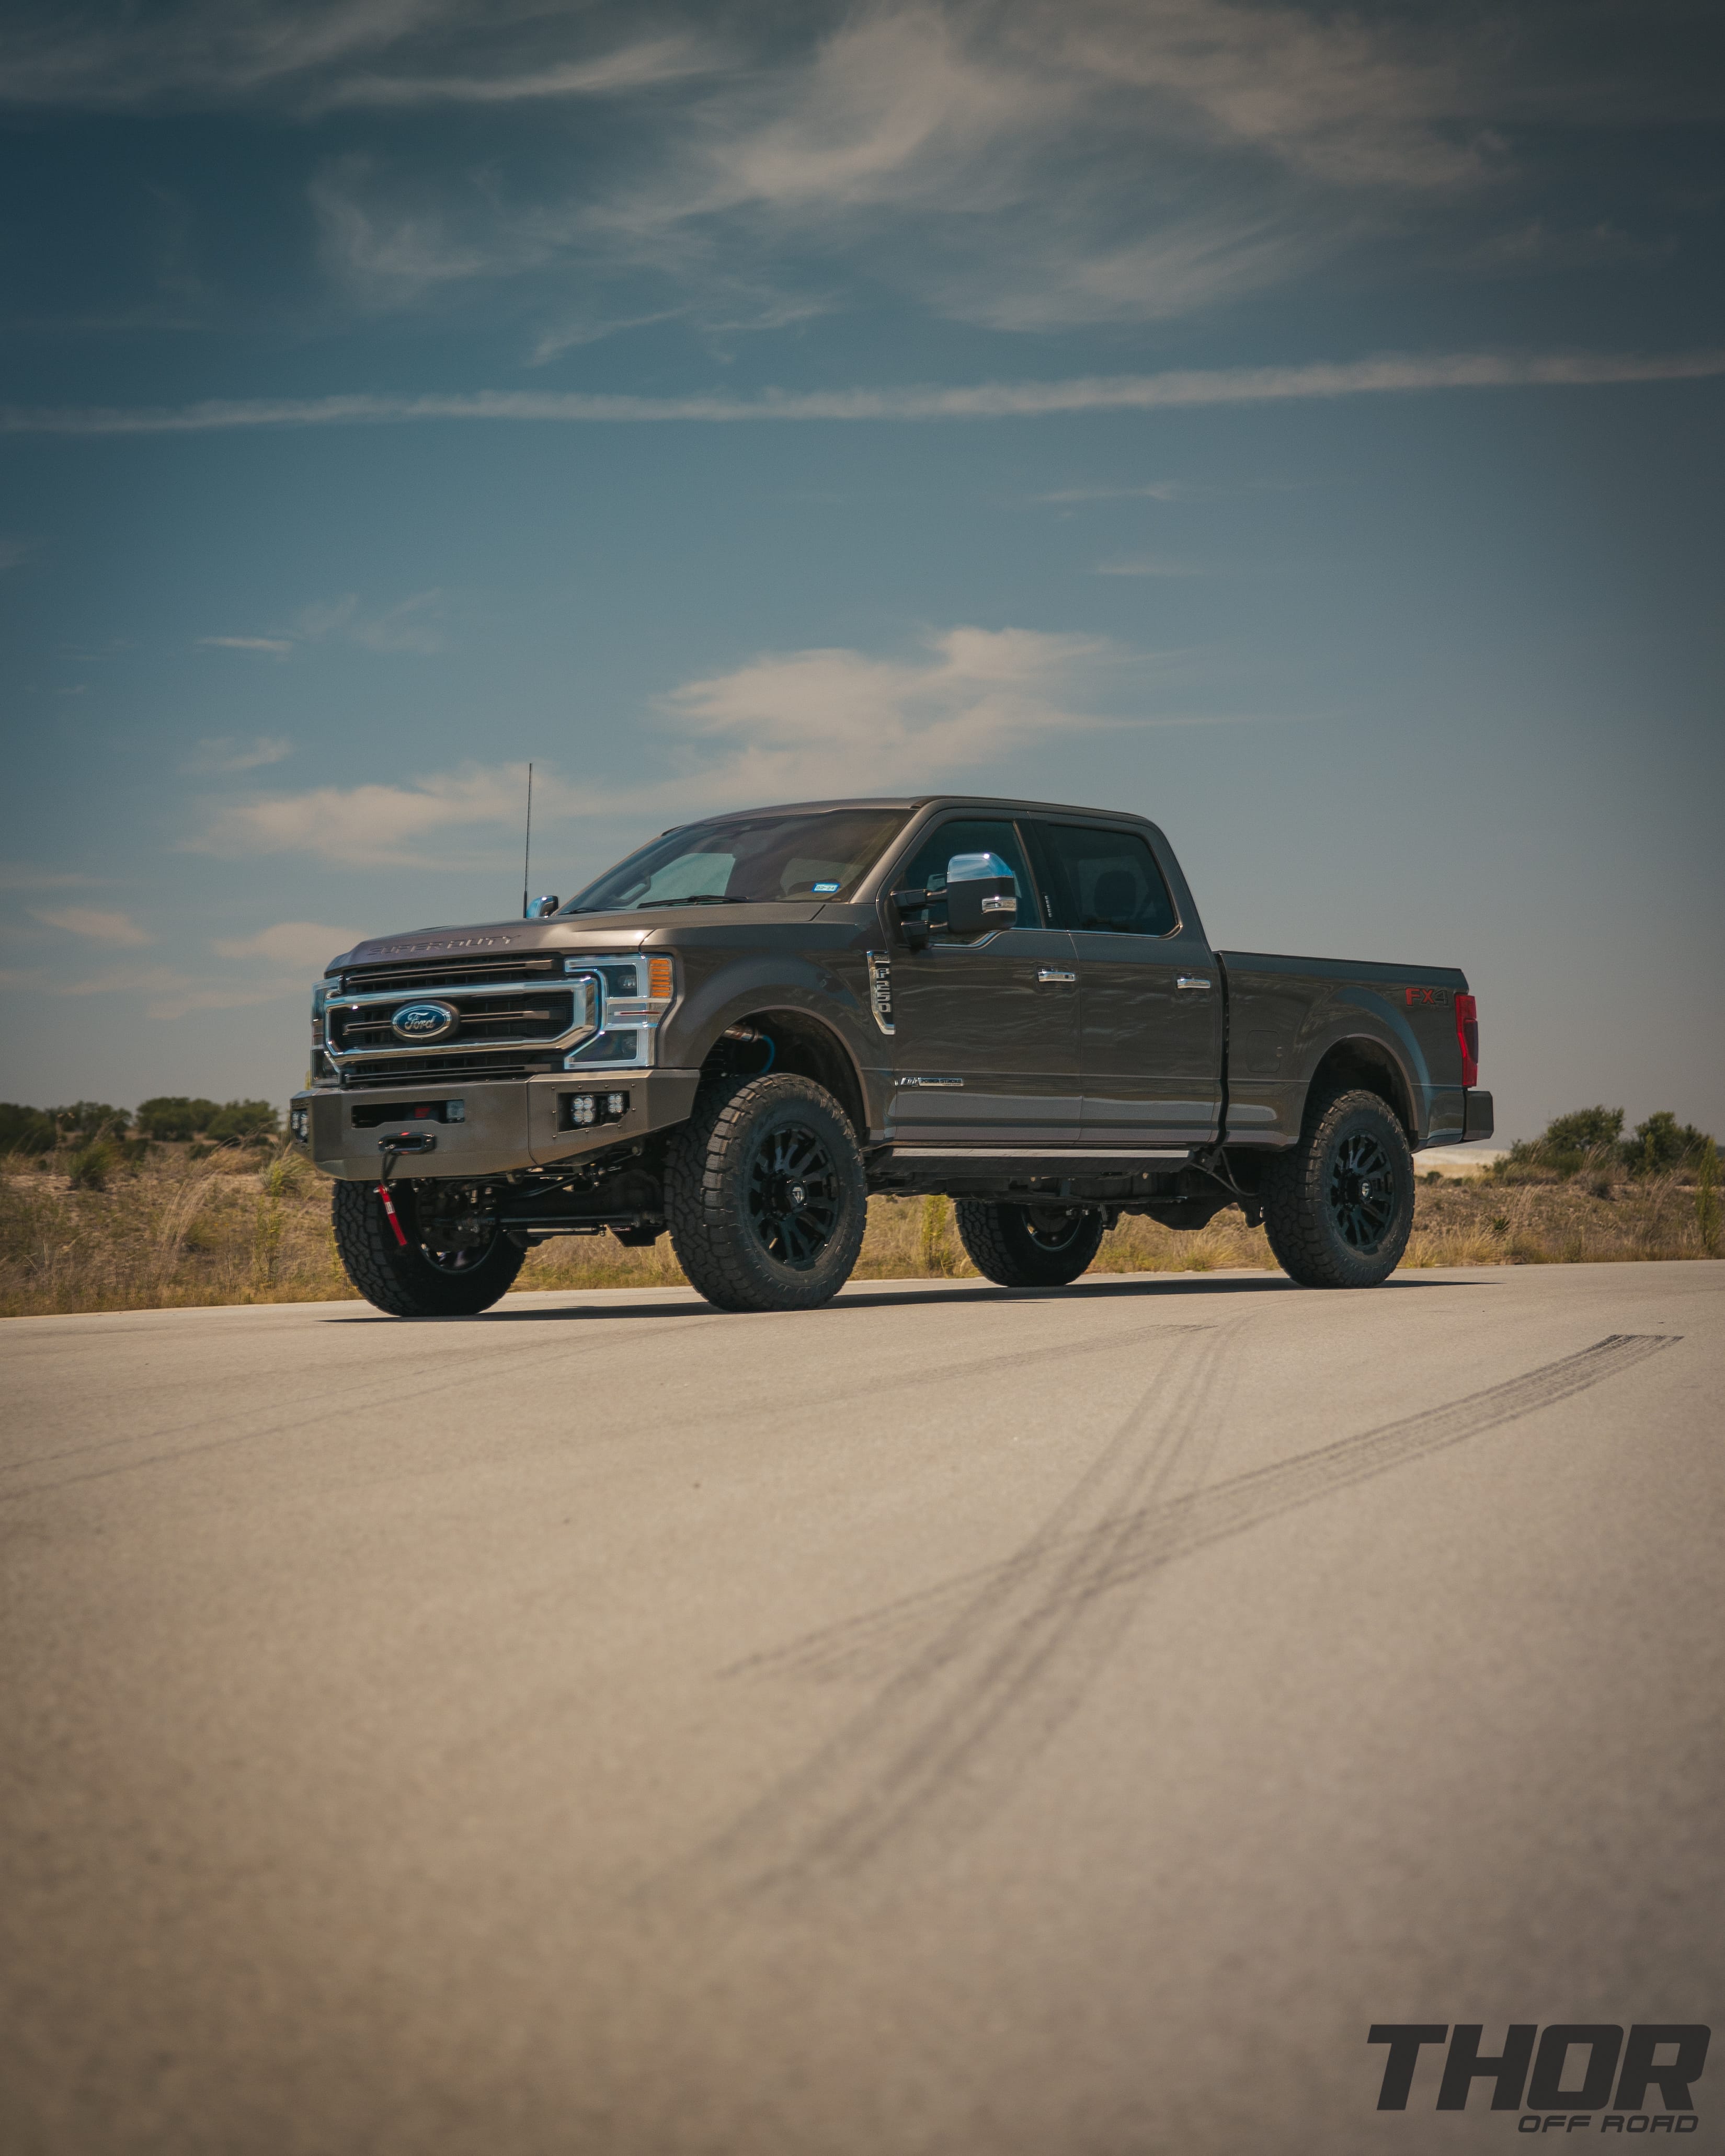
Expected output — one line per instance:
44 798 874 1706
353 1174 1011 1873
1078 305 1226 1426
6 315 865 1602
954 1200 1106 1288
1261 1088 1414 1288
665 1074 867 1313
332 1179 525 1316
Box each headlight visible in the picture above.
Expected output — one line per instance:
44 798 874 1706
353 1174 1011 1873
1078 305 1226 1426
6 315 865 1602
559 953 672 1070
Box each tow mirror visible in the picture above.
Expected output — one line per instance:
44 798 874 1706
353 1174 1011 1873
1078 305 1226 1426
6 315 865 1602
944 853 1019 938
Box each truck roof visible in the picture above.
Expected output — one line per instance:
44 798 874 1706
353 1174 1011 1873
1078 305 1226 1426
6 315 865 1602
686 795 1155 823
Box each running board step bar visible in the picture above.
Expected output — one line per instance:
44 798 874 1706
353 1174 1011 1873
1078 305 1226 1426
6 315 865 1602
875 1146 1193 1169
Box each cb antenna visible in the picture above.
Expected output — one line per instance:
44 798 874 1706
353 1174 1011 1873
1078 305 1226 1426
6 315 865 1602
521 761 533 919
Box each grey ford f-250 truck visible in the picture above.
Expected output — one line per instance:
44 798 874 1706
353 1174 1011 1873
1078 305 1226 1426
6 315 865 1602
290 795 1491 1316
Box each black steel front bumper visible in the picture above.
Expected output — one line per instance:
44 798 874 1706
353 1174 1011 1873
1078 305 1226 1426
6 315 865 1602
291 1070 702 1182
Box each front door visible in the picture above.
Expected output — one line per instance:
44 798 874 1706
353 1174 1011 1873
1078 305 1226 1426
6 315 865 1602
1029 819 1222 1146
883 815 1080 1143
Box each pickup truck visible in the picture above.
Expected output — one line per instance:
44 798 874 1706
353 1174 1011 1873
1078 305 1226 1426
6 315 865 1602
290 794 1491 1316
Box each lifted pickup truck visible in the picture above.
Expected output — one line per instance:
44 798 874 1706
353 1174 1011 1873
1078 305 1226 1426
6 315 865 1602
291 795 1491 1316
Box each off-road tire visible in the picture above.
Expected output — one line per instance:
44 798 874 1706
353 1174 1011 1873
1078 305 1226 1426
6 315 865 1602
331 1179 526 1317
954 1199 1106 1288
665 1074 867 1313
1261 1087 1414 1288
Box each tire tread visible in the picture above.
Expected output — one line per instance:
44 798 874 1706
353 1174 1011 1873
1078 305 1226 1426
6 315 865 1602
665 1074 866 1313
1260 1086 1413 1288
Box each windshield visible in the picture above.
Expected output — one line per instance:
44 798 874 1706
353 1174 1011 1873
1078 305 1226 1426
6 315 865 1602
564 807 911 913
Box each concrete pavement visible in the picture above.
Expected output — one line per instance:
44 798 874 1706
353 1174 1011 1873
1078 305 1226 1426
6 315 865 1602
3 1262 1720 2155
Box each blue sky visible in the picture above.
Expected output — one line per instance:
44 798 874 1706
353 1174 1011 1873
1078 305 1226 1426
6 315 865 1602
2 0 1721 1136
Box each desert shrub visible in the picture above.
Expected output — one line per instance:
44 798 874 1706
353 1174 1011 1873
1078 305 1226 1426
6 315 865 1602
1696 1138 1720 1258
50 1100 131 1141
1504 1105 1625 1179
0 1103 56 1155
207 1099 281 1143
1621 1110 1712 1177
1544 1106 1624 1156
135 1095 221 1142
65 1138 121 1191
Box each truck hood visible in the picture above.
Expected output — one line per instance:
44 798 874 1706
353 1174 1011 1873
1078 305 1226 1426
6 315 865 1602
326 904 826 973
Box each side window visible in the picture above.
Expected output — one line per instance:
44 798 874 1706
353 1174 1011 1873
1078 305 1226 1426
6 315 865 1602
1034 823 1177 937
893 818 1034 933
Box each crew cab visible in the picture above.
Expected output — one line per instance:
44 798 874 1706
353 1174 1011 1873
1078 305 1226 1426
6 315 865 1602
289 795 1491 1314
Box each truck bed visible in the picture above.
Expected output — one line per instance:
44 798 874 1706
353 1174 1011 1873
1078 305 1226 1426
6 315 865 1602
1215 948 1475 1150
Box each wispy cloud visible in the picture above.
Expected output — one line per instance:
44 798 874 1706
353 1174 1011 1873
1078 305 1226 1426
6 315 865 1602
193 595 448 662
0 864 96 892
1094 554 1207 578
1034 483 1191 504
210 921 361 968
652 626 1137 805
177 624 1232 865
0 536 39 570
0 4 707 116
2 2 1713 349
31 904 153 945
198 635 293 657
312 36 716 112
184 765 556 868
184 735 294 773
48 964 308 1020
8 347 1721 439
347 591 447 655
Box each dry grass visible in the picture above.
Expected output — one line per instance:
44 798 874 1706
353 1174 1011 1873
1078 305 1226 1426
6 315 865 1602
2 1146 1716 1320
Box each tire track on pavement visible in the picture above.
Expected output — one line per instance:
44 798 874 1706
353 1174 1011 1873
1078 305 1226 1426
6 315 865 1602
694 1323 1243 1893
739 1333 1680 1692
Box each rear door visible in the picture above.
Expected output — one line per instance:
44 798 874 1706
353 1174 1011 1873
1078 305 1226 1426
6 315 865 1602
1029 819 1221 1146
883 814 1080 1143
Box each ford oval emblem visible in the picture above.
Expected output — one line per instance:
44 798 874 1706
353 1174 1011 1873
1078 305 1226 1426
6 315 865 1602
391 1000 458 1042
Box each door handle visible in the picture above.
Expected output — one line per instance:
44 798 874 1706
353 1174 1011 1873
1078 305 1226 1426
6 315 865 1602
1037 968 1077 983
1176 975 1212 991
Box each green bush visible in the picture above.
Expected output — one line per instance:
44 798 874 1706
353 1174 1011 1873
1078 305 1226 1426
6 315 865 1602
50 1101 131 1141
135 1096 221 1142
1697 1138 1721 1258
1621 1110 1714 1177
65 1138 121 1191
0 1103 56 1155
207 1099 280 1144
1543 1106 1624 1157
1501 1105 1626 1178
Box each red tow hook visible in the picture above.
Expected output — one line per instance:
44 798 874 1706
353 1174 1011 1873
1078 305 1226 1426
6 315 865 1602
376 1144 409 1247
377 1179 409 1247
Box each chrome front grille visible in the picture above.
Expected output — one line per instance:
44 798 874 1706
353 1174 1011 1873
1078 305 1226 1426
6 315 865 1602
339 954 559 994
324 968 600 1081
328 987 579 1051
339 1051 566 1086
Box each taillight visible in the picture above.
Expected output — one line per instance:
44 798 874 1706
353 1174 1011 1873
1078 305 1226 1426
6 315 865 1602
1455 992 1479 1089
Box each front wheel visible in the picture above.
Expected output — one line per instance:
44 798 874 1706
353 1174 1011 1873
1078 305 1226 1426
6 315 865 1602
332 1179 525 1316
1260 1088 1414 1288
665 1074 867 1313
954 1200 1106 1288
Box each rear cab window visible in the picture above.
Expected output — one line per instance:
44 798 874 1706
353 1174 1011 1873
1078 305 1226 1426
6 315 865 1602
1031 822 1178 936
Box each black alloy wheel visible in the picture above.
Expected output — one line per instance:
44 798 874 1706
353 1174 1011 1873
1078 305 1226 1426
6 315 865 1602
666 1073 868 1312
332 1178 526 1316
1261 1087 1414 1288
745 1120 842 1268
1327 1128 1398 1250
954 1199 1106 1288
